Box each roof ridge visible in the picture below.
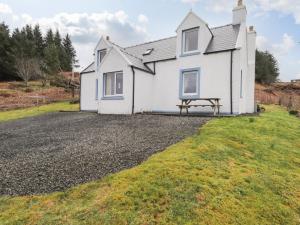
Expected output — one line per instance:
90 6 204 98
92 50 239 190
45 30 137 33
210 24 234 30
124 36 177 49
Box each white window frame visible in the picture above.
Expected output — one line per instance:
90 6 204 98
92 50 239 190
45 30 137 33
182 70 199 96
103 71 123 97
182 27 199 55
97 49 107 66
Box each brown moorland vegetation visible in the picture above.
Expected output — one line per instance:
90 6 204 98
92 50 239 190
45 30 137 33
256 82 300 111
0 81 79 111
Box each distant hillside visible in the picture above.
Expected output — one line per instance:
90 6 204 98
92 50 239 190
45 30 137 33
255 82 300 110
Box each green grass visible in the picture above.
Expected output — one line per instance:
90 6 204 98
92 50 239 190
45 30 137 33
0 102 79 122
0 105 299 225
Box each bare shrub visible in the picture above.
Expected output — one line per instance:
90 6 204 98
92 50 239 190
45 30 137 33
15 57 41 87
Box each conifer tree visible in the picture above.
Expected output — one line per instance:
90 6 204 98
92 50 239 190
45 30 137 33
33 25 44 58
255 50 279 84
0 23 15 80
63 34 77 71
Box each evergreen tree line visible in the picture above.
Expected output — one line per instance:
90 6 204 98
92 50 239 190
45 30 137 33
0 22 76 85
255 50 280 84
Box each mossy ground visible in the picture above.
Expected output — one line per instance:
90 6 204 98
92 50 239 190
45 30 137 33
0 102 79 122
0 105 299 225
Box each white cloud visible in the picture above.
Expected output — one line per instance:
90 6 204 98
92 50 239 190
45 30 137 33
272 33 295 56
204 0 234 13
256 35 268 51
0 3 12 14
138 14 149 23
35 11 149 68
181 0 200 4
256 33 296 57
253 0 300 24
1 3 149 69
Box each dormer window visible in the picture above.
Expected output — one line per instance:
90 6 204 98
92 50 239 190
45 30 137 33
143 48 153 56
182 27 199 54
97 49 107 66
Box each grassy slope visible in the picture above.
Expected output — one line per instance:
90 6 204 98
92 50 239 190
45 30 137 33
0 106 299 225
0 102 79 122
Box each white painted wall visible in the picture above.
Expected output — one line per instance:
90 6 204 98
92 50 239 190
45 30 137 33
80 72 98 111
150 51 235 114
246 29 257 113
97 48 133 114
134 69 153 113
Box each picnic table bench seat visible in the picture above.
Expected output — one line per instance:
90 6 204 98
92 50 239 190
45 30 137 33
177 98 222 116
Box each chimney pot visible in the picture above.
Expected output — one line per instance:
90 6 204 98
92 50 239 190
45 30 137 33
106 36 110 41
249 26 254 31
238 0 243 6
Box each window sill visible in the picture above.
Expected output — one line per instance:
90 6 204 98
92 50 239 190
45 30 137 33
180 51 201 57
180 94 200 100
101 96 124 100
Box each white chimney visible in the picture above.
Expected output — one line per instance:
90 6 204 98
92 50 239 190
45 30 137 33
233 0 247 25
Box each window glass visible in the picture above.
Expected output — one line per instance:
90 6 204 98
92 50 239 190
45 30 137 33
104 72 114 96
98 49 106 65
184 28 199 53
116 73 123 95
183 71 197 94
104 72 123 96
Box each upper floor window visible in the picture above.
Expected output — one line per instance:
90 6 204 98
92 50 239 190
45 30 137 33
183 27 199 54
98 49 107 66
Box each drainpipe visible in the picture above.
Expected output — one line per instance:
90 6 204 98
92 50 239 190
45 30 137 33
131 66 135 115
230 50 233 114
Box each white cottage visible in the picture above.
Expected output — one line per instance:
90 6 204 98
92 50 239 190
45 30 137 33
80 0 256 115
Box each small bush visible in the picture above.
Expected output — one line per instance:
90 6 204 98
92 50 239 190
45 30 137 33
70 99 80 104
289 110 299 116
257 105 266 113
25 88 34 93
249 118 255 123
50 75 69 88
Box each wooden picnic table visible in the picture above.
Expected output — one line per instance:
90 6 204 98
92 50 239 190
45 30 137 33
177 98 222 116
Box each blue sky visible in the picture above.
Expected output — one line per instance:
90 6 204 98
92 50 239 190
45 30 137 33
0 0 299 81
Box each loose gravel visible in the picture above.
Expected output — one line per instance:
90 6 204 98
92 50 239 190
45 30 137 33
0 112 209 196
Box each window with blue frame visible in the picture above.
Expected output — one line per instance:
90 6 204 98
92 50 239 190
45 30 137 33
179 68 201 99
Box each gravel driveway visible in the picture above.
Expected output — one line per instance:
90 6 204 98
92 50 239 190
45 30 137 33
0 112 209 196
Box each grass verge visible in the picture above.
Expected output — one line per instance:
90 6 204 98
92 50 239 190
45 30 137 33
0 102 79 122
0 105 299 224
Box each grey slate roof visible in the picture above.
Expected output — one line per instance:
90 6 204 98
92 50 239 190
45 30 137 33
82 24 240 73
124 36 177 63
111 42 153 73
81 62 95 74
205 24 240 54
